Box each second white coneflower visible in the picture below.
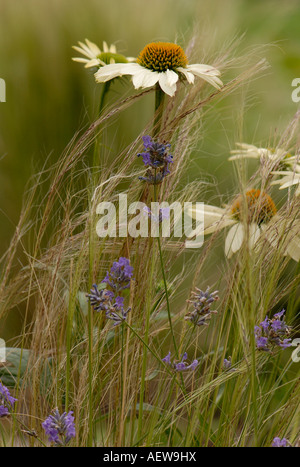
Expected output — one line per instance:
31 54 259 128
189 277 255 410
189 189 277 257
189 188 300 261
72 39 135 69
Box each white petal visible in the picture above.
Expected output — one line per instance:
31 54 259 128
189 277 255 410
85 58 101 68
158 70 179 96
102 41 109 53
177 67 195 84
132 69 159 89
189 64 221 75
77 41 95 58
286 236 300 261
204 218 236 235
229 143 266 161
225 223 244 257
271 173 300 189
249 223 261 249
95 63 141 82
271 171 293 176
189 204 226 217
264 215 300 260
236 143 257 150
188 204 235 234
72 46 91 59
72 57 89 64
229 154 260 161
280 179 300 189
85 39 101 56
186 64 223 89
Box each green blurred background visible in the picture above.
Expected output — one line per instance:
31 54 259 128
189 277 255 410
0 0 300 256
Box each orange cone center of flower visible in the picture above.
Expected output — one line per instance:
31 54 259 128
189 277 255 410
137 42 188 72
231 189 277 224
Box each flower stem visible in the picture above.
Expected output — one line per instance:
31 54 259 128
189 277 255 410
87 81 112 447
137 239 155 441
152 85 177 358
153 178 178 358
92 81 111 170
153 84 165 137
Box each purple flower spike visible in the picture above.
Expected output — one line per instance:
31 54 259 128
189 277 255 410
272 437 289 447
42 409 75 446
87 258 133 326
162 351 172 366
163 352 199 372
137 136 173 184
273 309 286 319
186 359 199 371
86 284 114 312
0 382 17 417
102 257 133 293
87 285 130 326
0 406 9 417
279 339 292 349
260 316 270 333
223 356 238 372
185 286 219 327
105 296 130 326
255 309 291 352
143 206 170 223
256 336 270 351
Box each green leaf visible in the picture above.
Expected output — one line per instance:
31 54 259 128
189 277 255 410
134 403 161 414
0 348 30 387
77 291 88 317
145 370 159 381
153 311 174 321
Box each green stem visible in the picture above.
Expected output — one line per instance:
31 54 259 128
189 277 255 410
287 260 300 318
153 85 165 137
152 86 177 357
92 81 111 170
153 178 178 358
87 294 94 446
137 240 155 440
87 81 112 447
118 322 125 445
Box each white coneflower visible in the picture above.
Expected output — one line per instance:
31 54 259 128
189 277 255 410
229 143 287 162
189 189 278 257
189 189 300 260
72 39 135 69
95 41 222 97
